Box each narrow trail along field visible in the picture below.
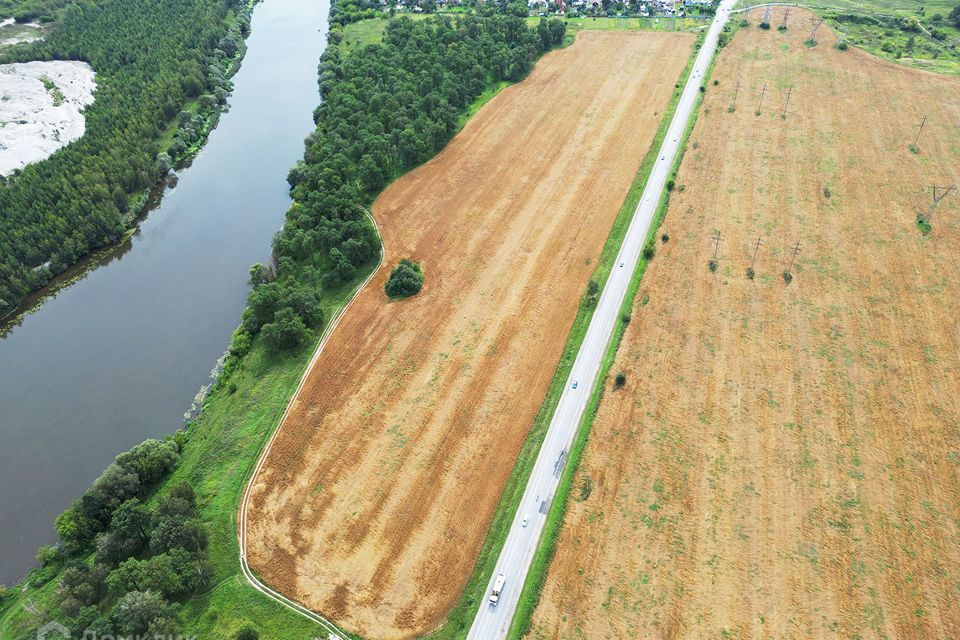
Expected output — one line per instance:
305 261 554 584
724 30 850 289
529 10 960 640
244 30 693 640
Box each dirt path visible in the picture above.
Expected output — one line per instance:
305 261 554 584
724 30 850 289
527 10 960 640
244 30 693 640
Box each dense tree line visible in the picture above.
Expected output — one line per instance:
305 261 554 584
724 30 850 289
28 433 213 638
237 13 565 354
0 0 249 318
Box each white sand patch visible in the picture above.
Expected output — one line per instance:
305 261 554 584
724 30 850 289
0 60 95 175
0 21 45 46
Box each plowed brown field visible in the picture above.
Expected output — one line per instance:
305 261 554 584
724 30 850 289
244 30 693 640
527 9 960 640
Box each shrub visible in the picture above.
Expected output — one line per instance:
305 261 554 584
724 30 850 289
621 312 631 324
36 545 62 567
661 233 670 243
642 242 656 260
917 214 932 235
666 178 675 191
614 372 627 388
746 267 755 280
783 270 793 283
836 40 848 50
236 625 261 640
385 259 424 299
708 259 718 272
261 307 312 352
579 476 593 501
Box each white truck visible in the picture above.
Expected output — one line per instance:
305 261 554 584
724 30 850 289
489 573 506 605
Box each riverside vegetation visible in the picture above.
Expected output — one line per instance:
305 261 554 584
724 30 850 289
0 7 566 638
0 0 252 320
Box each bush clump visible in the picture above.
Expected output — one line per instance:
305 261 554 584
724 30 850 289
614 371 627 388
385 259 424 299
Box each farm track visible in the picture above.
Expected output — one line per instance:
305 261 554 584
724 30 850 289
243 30 693 640
528 9 960 640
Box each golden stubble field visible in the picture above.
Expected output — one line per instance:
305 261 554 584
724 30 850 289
528 9 960 640
243 30 694 640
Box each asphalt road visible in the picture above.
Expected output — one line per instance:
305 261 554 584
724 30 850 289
466 4 736 637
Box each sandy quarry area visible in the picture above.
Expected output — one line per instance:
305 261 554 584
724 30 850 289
0 18 45 46
0 60 95 175
528 9 960 640
245 30 693 640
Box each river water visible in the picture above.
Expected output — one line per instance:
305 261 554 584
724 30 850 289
0 0 327 584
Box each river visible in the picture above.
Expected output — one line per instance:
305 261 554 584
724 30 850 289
0 0 328 584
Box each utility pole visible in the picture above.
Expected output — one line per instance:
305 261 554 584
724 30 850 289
809 17 823 40
757 83 767 112
781 86 793 118
732 79 741 108
711 230 724 259
750 236 762 270
780 8 790 29
762 4 771 24
931 184 957 207
914 115 927 146
786 241 801 270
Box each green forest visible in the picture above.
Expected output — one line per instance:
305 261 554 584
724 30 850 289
237 11 565 354
0 0 249 319
1 7 566 639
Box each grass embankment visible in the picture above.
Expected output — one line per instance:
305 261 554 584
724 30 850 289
735 0 960 75
505 26 728 639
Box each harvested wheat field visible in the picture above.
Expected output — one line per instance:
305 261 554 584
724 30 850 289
528 10 960 640
244 30 694 640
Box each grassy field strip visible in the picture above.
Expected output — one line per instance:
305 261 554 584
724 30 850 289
505 31 723 640
236 210 385 640
413 33 702 640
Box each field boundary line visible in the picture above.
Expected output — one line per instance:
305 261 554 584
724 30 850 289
237 209 384 640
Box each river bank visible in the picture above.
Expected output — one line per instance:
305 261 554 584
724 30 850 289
0 0 329 586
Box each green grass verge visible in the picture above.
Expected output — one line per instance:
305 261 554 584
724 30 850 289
505 28 722 640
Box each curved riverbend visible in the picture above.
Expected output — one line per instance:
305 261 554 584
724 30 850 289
0 0 328 584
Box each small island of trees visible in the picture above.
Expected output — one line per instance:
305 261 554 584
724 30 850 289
385 259 424 298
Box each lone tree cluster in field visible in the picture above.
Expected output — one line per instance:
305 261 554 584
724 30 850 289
385 259 425 299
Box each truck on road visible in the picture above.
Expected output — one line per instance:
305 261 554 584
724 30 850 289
489 573 506 605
